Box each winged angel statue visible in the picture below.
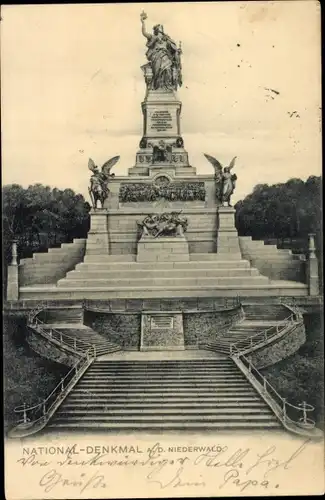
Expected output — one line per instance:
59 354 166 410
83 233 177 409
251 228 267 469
204 154 237 206
88 156 120 209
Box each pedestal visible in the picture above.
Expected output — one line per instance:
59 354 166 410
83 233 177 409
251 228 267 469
307 257 319 296
217 206 242 259
140 312 185 351
86 210 109 255
7 264 19 300
137 235 190 262
307 234 319 296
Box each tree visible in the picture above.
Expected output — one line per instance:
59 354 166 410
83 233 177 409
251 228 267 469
2 184 90 265
235 176 322 244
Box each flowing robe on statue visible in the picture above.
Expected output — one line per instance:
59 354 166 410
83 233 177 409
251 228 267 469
222 172 235 202
146 34 179 90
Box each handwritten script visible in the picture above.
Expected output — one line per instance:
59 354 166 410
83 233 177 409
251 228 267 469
15 439 311 494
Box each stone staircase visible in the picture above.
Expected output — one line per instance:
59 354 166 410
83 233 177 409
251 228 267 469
19 253 308 300
41 324 121 357
239 237 305 282
204 321 276 354
48 358 281 430
204 304 290 354
19 238 86 286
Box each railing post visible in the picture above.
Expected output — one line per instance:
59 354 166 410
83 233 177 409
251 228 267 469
93 345 96 358
250 337 253 347
263 377 267 392
60 332 63 344
49 329 52 338
23 403 27 424
74 338 77 350
230 344 233 355
282 398 287 422
42 400 46 416
60 379 64 392
248 362 252 373
264 330 268 342
302 401 308 425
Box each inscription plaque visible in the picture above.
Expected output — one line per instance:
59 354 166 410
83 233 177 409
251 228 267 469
151 315 174 329
147 107 178 135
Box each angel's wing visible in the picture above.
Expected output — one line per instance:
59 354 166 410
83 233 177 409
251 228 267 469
101 156 120 175
228 156 237 171
204 153 223 175
88 158 97 173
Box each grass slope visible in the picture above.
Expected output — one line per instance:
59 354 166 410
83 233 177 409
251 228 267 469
4 315 69 433
262 313 324 428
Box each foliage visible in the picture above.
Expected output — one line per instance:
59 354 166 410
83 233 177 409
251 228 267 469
119 182 206 202
3 315 69 433
2 184 90 262
235 176 322 242
262 312 324 429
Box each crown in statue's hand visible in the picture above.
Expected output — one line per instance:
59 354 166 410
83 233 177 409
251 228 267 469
140 11 147 21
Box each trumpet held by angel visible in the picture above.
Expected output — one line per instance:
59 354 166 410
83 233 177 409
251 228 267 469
204 154 238 206
88 156 120 209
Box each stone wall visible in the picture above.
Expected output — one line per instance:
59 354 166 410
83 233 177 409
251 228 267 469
84 311 141 350
19 239 86 286
184 307 244 347
247 322 306 369
84 306 242 349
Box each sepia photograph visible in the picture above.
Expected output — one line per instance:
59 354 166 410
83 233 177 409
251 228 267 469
2 1 323 498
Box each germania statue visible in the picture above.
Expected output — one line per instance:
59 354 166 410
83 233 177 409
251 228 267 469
140 11 182 91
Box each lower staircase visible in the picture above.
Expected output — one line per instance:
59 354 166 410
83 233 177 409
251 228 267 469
204 320 278 354
204 304 289 354
41 323 121 356
48 358 281 430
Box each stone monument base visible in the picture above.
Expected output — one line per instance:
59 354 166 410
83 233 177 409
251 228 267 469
140 312 185 351
137 235 190 262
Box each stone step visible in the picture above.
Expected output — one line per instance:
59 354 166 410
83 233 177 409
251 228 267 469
72 387 256 395
19 282 308 300
66 268 260 279
84 255 136 262
77 260 251 270
51 413 277 422
48 421 281 429
77 380 249 388
189 253 241 261
65 395 262 403
62 400 265 408
57 276 270 288
56 407 272 416
85 369 238 375
90 360 234 366
81 374 243 381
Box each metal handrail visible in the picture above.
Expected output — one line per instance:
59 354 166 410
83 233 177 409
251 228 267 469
236 353 315 429
14 348 94 425
230 313 299 355
31 316 94 353
13 307 96 427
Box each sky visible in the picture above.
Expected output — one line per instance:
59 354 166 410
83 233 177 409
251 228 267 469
1 1 321 204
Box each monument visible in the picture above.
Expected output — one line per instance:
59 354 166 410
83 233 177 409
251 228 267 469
16 12 311 349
